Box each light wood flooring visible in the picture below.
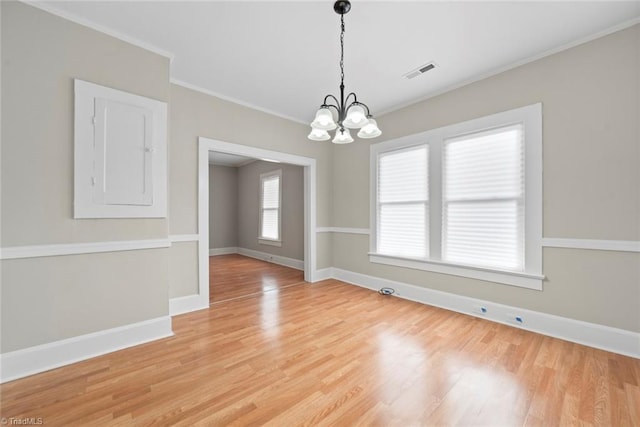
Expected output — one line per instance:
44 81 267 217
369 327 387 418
1 257 639 426
209 254 304 304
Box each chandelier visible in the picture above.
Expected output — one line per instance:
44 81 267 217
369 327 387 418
308 0 381 144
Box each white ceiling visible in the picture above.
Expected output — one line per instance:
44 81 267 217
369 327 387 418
39 1 639 124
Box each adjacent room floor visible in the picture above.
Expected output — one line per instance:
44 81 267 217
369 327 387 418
1 259 638 425
209 254 305 304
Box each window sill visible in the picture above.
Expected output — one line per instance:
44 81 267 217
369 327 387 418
368 253 544 290
259 239 282 247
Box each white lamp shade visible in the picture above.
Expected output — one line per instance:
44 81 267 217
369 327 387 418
308 128 330 141
332 128 354 144
310 107 337 130
343 104 367 128
357 118 382 139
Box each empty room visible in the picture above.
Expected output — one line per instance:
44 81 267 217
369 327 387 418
1 1 639 425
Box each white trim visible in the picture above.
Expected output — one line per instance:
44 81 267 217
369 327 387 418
331 268 640 359
377 17 640 117
543 238 640 253
0 316 173 383
369 253 544 290
170 234 199 243
198 137 317 301
237 247 304 271
209 247 239 256
0 239 171 260
24 1 175 60
313 267 334 282
171 79 306 125
316 227 370 235
169 294 209 316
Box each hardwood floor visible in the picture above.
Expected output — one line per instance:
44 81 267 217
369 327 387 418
209 254 304 304
1 261 639 426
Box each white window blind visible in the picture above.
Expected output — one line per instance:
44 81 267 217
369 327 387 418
260 172 281 241
443 124 524 271
377 146 428 258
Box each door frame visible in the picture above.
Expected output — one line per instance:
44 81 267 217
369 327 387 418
197 137 317 305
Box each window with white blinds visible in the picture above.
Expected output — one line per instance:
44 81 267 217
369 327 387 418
260 170 281 242
377 146 429 258
370 103 542 290
443 124 524 271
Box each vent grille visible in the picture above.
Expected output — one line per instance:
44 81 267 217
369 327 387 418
403 62 436 80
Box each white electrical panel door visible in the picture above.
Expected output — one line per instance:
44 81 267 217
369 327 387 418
93 98 153 206
74 79 167 218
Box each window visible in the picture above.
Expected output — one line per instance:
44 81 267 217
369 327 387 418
443 124 524 271
377 146 429 258
259 170 282 246
370 104 543 290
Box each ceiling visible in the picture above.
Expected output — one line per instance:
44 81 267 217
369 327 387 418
39 1 639 124
208 152 256 167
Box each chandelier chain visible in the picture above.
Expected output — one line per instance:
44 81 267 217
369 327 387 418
340 14 345 87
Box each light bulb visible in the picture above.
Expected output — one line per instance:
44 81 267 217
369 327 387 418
332 128 354 144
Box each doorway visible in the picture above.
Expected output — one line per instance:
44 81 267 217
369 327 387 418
197 137 317 306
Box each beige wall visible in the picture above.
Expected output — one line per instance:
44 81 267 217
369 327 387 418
2 250 169 353
238 161 304 260
1 2 169 246
330 25 640 332
168 242 199 299
0 2 172 352
209 165 239 249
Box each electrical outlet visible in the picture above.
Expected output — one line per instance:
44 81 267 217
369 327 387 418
507 313 524 325
473 305 488 315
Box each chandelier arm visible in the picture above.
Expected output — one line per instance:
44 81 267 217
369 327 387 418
322 95 340 108
359 102 372 117
344 92 358 108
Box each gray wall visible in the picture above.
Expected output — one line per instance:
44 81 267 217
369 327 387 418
330 25 640 332
1 2 171 352
238 161 304 260
209 165 239 249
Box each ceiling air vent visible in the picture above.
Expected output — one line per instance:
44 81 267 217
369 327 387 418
403 62 436 80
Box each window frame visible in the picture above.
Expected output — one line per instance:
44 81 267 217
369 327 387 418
259 169 282 246
369 104 543 290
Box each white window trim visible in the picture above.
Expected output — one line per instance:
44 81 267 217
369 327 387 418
369 103 543 290
259 169 282 245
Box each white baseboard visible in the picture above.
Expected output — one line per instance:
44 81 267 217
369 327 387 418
169 294 209 316
209 247 239 256
0 316 173 383
237 247 304 271
331 268 640 359
313 267 334 282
